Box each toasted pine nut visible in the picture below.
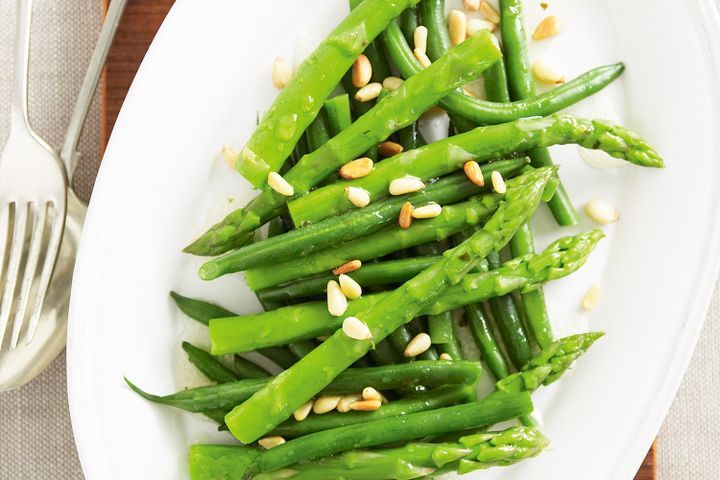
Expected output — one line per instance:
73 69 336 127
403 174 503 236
389 176 426 195
342 316 373 341
221 145 239 170
333 260 362 275
337 394 362 413
349 399 382 411
491 170 506 194
268 171 295 196
258 436 286 449
338 274 362 300
399 201 414 229
339 157 374 179
355 82 383 102
463 161 485 187
532 60 565 84
362 387 382 401
382 76 404 91
540 2 549 9
293 400 314 421
448 10 468 46
313 395 342 414
439 353 453 361
412 203 442 219
464 0 481 10
479 1 500 24
414 26 429 53
379 141 404 158
585 199 619 224
272 57 293 89
581 285 600 311
533 15 562 40
352 54 373 88
345 186 371 208
327 280 348 317
404 332 432 357
414 48 432 68
467 18 497 36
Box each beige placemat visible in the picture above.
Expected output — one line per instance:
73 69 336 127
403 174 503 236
0 1 718 479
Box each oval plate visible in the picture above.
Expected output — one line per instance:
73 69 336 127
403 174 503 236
67 0 720 478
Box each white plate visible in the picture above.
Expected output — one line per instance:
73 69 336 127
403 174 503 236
67 0 720 479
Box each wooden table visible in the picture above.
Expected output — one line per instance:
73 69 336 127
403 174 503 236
101 2 657 478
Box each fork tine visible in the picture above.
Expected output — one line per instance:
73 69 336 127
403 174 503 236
10 202 46 349
25 202 64 345
0 203 28 348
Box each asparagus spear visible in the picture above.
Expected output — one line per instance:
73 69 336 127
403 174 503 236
235 0 423 188
287 115 664 225
224 167 555 443
210 230 602 354
126 360 482 414
185 31 501 256
199 158 526 279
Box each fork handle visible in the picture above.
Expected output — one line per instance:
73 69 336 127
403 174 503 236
10 0 32 131
61 0 128 181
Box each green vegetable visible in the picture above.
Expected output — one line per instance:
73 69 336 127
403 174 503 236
288 115 664 225
418 0 452 62
210 230 602 354
224 168 554 443
235 0 423 188
323 95 353 137
199 158 526 279
126 360 482 414
234 356 272 380
182 342 239 384
303 110 330 152
466 303 510 380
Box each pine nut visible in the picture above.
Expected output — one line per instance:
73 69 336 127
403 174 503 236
362 387 382 401
414 48 432 68
221 146 239 170
439 353 453 361
339 157 374 179
338 274 362 300
467 18 496 36
327 280 348 317
464 0 481 10
355 82 382 102
399 201 414 229
337 394 362 413
533 15 562 40
463 161 485 187
448 10 468 46
412 203 442 219
345 186 371 208
272 57 293 89
342 316 373 341
268 171 295 196
349 399 382 411
414 26 428 53
540 2 549 9
404 332 432 357
389 176 426 195
532 60 566 84
382 76 404 91
581 285 600 311
479 1 500 24
258 436 286 449
333 260 362 275
379 141 404 158
313 395 342 414
491 171 506 194
585 199 619 225
293 400 313 421
352 54 373 88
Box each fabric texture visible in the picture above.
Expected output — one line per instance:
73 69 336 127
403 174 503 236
0 1 718 479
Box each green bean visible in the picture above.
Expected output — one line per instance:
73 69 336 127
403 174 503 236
233 355 272 379
323 95 352 137
182 342 239 384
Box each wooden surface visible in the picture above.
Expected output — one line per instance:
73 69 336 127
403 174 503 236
100 1 658 479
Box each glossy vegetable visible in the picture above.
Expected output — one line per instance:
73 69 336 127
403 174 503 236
182 342 239 384
210 230 602 355
233 355 272 380
224 168 554 443
235 0 423 188
323 95 353 137
288 115 664 225
466 303 510 380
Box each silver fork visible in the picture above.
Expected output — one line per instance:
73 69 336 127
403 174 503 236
0 0 67 350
